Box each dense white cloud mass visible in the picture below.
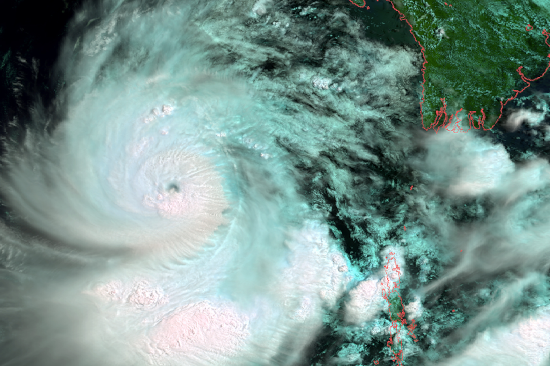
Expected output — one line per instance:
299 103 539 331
506 109 545 131
0 1 365 364
420 131 515 196
435 306 550 366
419 128 550 200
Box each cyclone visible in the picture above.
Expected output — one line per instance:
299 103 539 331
0 1 354 365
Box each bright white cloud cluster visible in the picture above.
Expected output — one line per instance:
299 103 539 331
505 109 544 131
143 301 250 366
421 129 550 198
438 307 550 366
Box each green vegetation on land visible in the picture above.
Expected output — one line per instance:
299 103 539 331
395 0 550 129
388 291 403 322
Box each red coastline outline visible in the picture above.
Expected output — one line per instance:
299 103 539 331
348 0 550 133
348 0 367 7
381 251 418 365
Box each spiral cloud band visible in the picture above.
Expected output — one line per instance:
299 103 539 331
0 1 357 365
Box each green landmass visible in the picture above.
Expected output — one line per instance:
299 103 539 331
349 0 366 7
395 0 550 130
388 291 403 321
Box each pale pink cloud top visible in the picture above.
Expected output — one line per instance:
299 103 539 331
89 279 168 309
143 301 250 365
84 220 351 365
345 279 386 324
88 279 250 365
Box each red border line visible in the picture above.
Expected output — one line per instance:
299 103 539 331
348 0 367 8
381 252 418 365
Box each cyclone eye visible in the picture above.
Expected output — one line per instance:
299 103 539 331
166 182 180 193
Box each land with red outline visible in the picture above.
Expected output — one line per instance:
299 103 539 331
349 0 550 133
379 251 417 365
